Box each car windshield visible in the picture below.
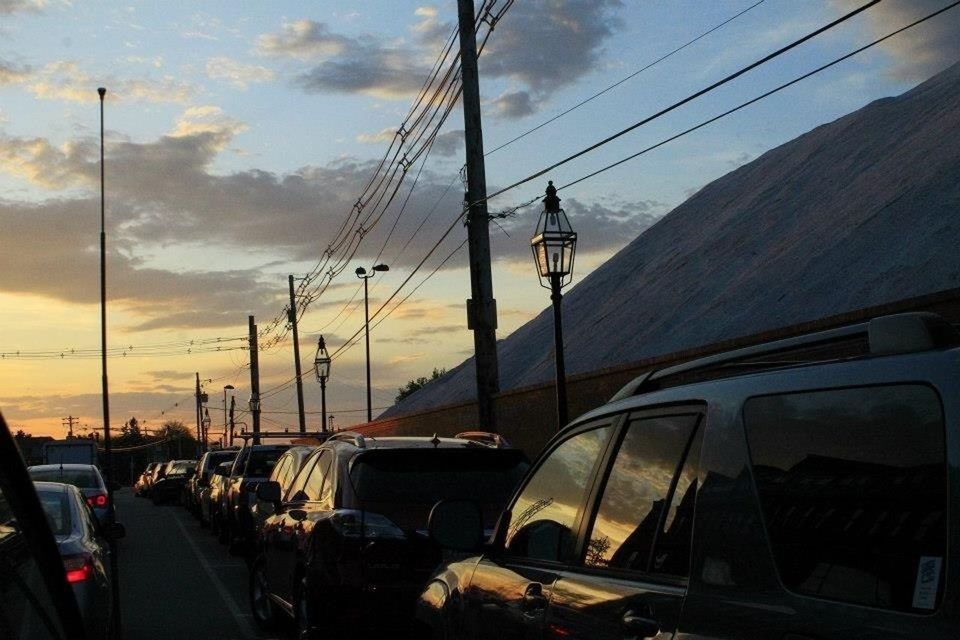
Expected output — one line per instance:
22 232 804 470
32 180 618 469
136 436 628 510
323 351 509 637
246 449 287 477
350 449 529 529
35 489 72 536
167 462 195 476
29 468 100 489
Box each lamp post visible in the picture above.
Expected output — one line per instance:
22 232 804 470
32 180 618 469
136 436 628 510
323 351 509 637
531 181 577 430
356 263 389 422
223 384 234 444
314 336 331 433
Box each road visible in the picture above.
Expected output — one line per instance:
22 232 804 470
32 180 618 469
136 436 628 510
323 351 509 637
114 489 278 640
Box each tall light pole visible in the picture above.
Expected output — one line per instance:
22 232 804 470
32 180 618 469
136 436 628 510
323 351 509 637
356 264 389 422
531 182 577 430
314 336 331 433
223 384 234 444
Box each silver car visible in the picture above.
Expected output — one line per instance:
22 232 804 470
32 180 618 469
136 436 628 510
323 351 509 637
28 463 115 527
35 481 123 639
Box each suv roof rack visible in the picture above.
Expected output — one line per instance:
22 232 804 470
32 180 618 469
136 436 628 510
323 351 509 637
326 432 367 449
611 312 958 401
236 431 331 441
454 431 511 448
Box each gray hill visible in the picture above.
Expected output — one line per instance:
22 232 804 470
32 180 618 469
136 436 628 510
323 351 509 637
383 60 960 418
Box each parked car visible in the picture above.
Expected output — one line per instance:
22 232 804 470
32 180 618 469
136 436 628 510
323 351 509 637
222 442 290 554
142 461 169 498
150 459 196 505
419 312 960 640
205 459 236 530
1 412 88 639
249 445 316 541
188 449 238 517
35 481 124 639
28 463 116 527
134 462 162 496
249 432 529 636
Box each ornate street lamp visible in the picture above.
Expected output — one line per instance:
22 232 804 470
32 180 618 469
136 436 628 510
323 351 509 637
531 181 577 430
356 264 389 422
314 335 331 433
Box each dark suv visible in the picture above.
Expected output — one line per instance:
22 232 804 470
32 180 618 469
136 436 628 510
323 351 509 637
419 312 960 639
249 432 529 636
222 442 290 554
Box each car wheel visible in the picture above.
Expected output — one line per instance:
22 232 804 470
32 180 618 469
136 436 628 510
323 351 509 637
249 556 278 630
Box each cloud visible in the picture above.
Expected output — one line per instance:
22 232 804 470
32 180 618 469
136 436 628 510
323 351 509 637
357 127 398 145
481 0 622 115
833 0 960 81
0 60 30 85
490 90 537 118
206 56 275 89
28 61 197 104
430 130 463 157
0 0 46 15
257 1 620 108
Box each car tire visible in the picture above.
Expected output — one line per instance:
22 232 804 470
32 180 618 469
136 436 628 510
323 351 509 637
249 556 278 631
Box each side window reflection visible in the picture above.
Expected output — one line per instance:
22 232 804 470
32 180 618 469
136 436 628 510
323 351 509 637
585 415 699 573
506 426 611 563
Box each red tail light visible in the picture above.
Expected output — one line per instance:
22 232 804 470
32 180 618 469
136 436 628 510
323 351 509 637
86 494 108 508
64 554 94 584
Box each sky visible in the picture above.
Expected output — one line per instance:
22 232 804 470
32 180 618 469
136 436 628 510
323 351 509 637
1 0 958 439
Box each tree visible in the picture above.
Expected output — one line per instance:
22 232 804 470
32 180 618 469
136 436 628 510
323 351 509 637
395 367 447 404
14 429 28 439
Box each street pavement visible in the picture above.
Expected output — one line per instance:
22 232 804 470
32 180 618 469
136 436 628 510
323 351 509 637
114 489 280 640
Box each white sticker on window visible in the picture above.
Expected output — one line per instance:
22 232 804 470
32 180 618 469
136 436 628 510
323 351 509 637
912 556 942 610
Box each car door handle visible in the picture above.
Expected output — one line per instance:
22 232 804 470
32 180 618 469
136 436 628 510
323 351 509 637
521 583 548 613
622 610 660 638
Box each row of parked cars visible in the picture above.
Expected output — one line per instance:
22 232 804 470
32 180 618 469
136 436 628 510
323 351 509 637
5 311 959 638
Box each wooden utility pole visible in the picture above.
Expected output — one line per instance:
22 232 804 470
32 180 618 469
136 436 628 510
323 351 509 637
248 315 261 444
288 275 307 433
457 0 500 432
195 373 202 446
62 415 79 438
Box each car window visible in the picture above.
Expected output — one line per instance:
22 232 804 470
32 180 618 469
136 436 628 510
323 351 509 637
286 452 320 502
35 491 72 537
271 455 292 487
247 449 285 477
505 425 612 563
583 414 699 574
745 384 947 612
302 451 329 502
28 469 99 489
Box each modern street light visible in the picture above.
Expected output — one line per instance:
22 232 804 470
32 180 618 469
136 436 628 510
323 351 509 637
223 384 234 445
314 336 331 433
356 263 389 422
531 181 577 430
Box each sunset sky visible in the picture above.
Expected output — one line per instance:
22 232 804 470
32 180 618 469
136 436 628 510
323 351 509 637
1 0 957 438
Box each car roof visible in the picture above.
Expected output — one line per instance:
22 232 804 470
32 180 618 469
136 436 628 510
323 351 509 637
327 434 514 453
32 480 75 494
29 463 100 471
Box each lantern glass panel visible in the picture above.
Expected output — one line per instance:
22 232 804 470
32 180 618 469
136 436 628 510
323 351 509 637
316 356 331 381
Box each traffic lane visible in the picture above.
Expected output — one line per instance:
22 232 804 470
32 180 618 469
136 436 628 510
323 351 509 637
114 489 275 640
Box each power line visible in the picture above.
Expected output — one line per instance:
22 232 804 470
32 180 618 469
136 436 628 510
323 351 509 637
481 0 881 206
556 0 960 193
484 0 767 157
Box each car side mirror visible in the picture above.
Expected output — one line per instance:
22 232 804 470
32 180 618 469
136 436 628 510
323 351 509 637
108 522 126 540
256 481 282 504
428 500 483 551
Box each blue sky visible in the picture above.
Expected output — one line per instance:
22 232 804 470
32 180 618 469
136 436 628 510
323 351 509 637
1 0 957 435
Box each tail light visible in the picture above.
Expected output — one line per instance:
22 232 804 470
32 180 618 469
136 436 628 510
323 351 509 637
86 494 108 508
64 554 95 584
329 509 406 540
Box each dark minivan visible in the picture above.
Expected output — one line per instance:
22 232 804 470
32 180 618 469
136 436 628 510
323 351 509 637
419 312 960 639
